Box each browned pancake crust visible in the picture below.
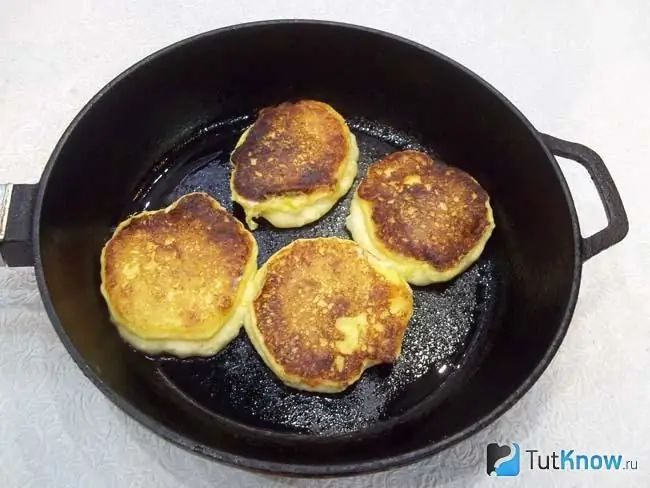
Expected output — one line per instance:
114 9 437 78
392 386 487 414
252 239 412 389
357 150 491 271
231 100 350 202
102 192 255 339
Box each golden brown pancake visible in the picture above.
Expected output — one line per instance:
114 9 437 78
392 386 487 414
346 150 494 285
100 192 258 357
230 100 358 230
244 237 413 393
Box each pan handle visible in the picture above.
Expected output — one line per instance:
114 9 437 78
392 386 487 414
0 183 38 267
541 134 629 261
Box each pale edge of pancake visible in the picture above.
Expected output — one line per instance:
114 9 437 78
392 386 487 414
345 191 495 286
99 193 259 358
243 238 413 394
229 117 360 230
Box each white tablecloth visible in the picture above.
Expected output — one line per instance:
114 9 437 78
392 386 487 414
1 1 648 486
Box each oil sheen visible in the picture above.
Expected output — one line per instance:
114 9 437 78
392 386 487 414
125 114 501 436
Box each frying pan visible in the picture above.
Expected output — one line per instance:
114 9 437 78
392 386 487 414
0 20 629 477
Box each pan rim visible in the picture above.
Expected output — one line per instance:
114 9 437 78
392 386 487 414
32 18 583 477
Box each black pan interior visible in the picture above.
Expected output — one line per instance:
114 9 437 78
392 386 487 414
118 113 503 437
37 22 578 470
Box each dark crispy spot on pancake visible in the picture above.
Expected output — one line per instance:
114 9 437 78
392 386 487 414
253 239 412 388
299 167 331 186
171 193 253 268
231 100 349 201
357 150 491 270
330 296 350 316
218 295 233 311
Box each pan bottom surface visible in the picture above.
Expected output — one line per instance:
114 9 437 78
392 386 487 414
120 114 502 436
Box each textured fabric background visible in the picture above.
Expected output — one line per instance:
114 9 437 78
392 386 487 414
1 1 648 486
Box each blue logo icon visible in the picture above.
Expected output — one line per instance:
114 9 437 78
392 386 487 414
487 442 520 476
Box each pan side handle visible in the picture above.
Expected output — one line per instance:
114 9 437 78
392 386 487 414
0 183 38 267
541 134 629 261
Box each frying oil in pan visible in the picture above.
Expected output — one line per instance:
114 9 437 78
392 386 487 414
126 114 500 436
